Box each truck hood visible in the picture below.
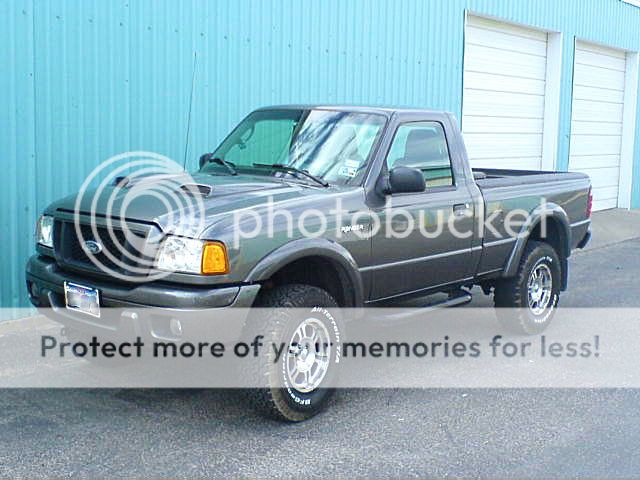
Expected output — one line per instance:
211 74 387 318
49 172 340 236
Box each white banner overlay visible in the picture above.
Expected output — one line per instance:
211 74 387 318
0 308 637 388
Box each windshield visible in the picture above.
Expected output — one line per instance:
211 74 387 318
201 109 386 185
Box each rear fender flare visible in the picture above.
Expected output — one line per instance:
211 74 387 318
503 203 571 287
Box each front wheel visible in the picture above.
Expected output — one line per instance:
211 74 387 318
243 284 343 422
494 241 561 335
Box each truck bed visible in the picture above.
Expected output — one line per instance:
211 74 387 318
469 167 591 277
473 168 589 189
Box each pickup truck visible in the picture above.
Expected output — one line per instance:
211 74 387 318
26 105 592 421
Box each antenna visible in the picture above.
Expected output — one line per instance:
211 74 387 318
182 51 197 171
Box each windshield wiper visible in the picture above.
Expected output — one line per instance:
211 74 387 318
252 163 329 187
200 153 237 175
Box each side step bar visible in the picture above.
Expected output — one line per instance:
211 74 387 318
370 290 472 324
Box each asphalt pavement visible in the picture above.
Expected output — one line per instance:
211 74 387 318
1 235 640 478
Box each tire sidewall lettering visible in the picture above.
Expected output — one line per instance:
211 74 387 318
281 305 342 406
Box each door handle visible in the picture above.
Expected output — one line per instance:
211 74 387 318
453 203 472 217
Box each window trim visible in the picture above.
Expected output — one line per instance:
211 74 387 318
383 120 457 190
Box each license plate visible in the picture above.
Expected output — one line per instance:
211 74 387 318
64 282 101 318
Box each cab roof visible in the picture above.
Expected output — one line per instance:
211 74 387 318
255 104 452 119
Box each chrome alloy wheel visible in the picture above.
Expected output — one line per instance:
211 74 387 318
527 263 553 315
286 317 331 393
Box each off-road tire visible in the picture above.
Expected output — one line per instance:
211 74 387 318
243 284 343 422
494 241 561 335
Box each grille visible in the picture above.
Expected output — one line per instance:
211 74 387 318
69 224 127 269
55 220 154 276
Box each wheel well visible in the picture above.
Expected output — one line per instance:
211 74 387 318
259 256 354 307
529 216 568 260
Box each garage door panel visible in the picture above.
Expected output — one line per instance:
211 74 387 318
569 154 620 170
575 49 627 72
570 134 622 156
572 85 625 104
465 44 547 80
570 166 620 189
592 196 619 212
569 41 627 211
464 133 543 149
573 63 626 91
571 99 624 123
463 115 543 134
464 90 545 118
463 71 546 96
577 42 626 59
571 120 623 136
591 185 620 208
593 185 621 196
464 133 542 159
466 25 548 57
470 156 542 170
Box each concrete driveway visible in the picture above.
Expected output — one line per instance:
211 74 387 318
1 210 639 478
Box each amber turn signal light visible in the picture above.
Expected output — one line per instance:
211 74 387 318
201 242 229 275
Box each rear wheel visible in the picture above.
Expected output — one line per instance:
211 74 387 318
243 284 343 422
494 241 561 335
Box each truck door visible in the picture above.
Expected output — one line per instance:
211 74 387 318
369 121 475 300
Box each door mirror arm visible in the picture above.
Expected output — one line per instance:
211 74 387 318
376 174 392 196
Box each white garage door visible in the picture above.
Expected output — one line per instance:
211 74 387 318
463 16 548 170
569 42 627 211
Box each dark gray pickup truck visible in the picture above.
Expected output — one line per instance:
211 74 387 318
26 105 592 420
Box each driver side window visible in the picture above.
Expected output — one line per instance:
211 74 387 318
386 122 454 187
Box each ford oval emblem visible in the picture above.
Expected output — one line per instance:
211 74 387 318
83 240 103 255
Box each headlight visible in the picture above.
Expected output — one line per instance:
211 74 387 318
36 215 54 248
156 236 229 275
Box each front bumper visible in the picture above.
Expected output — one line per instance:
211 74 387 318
25 254 261 341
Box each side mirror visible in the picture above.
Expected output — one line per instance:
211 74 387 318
386 166 426 194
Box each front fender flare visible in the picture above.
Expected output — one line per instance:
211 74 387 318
245 238 364 307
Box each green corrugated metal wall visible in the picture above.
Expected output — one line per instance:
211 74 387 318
1 0 640 315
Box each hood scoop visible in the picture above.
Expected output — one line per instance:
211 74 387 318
113 176 130 188
179 183 213 197
111 175 212 197
113 173 187 188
